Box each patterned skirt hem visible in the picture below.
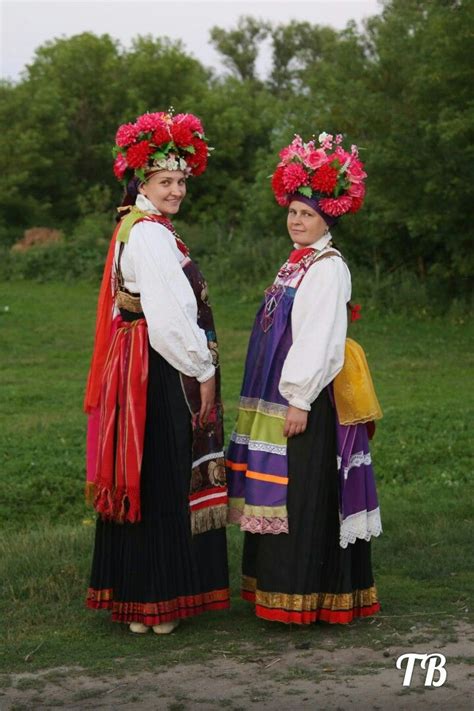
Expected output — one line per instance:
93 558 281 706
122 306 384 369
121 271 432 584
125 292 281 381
241 582 380 625
86 587 230 625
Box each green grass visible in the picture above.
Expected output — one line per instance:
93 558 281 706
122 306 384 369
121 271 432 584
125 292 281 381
0 281 472 675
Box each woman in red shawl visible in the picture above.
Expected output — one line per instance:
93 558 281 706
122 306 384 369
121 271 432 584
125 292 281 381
85 111 229 634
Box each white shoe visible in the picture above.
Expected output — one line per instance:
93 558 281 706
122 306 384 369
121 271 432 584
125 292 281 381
129 622 149 634
152 620 180 635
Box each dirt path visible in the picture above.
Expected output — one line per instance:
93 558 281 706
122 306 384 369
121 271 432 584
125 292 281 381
1 624 472 710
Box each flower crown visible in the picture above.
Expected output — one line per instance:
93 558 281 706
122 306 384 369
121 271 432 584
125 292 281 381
271 132 367 217
113 111 211 184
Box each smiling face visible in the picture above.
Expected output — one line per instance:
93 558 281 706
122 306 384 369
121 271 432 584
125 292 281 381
287 200 329 247
139 170 187 215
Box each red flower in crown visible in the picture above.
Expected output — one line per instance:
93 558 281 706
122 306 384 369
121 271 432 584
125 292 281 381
282 163 308 192
126 140 153 169
171 121 195 148
311 164 338 194
319 195 353 216
271 166 288 206
349 196 364 213
113 110 211 184
115 122 139 148
152 124 172 146
135 112 169 133
187 138 208 175
113 153 127 180
174 113 204 135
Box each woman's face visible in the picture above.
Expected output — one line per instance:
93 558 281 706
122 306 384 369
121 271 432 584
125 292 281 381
287 200 328 246
139 170 187 215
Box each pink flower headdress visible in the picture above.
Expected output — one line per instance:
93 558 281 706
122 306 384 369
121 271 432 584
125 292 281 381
112 110 211 184
271 132 367 220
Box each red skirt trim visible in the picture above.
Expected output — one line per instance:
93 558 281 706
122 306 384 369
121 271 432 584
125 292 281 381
87 586 230 625
242 586 380 625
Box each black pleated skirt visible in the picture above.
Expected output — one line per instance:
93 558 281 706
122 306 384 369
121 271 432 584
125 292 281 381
241 388 380 624
87 344 230 625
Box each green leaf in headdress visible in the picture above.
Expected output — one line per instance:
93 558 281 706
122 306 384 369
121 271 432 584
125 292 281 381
297 186 313 198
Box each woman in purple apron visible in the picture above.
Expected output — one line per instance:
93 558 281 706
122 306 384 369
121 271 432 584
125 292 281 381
84 111 229 634
227 132 382 624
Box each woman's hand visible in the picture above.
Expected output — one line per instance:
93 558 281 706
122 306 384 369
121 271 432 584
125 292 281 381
199 375 216 426
283 406 308 438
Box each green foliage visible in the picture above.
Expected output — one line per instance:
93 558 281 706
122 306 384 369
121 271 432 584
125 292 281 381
210 16 270 81
0 2 472 297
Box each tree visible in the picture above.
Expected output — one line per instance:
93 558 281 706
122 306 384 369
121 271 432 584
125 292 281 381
210 16 270 81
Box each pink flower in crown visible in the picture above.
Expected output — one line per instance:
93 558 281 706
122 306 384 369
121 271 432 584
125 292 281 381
304 148 328 170
334 146 351 162
113 153 127 180
346 159 367 184
282 163 309 192
279 135 306 164
335 134 343 145
326 147 351 172
318 132 334 150
319 195 353 216
135 112 168 133
115 122 139 148
351 144 359 156
348 182 366 199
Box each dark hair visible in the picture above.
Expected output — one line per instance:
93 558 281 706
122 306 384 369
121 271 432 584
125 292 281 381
116 177 140 221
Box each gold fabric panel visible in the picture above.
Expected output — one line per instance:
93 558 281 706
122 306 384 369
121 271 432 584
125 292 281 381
333 338 383 425
242 575 378 611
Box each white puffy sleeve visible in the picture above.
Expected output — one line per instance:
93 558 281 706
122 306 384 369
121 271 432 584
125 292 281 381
278 256 351 410
128 221 215 382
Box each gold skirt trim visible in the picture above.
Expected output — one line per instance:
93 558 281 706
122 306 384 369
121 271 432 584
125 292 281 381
242 575 378 611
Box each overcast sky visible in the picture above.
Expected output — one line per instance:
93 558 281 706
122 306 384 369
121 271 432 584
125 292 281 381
1 0 381 81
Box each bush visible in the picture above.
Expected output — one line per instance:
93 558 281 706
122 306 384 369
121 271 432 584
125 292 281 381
1 211 114 283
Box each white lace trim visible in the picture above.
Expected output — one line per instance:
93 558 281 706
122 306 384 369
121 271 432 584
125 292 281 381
230 432 286 456
230 432 249 445
337 451 372 480
339 507 382 549
249 441 286 456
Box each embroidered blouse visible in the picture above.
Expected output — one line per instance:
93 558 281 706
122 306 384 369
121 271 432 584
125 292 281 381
114 196 215 383
279 234 352 411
